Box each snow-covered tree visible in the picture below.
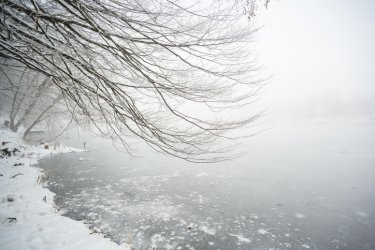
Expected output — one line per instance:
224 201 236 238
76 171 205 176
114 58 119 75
0 64 69 139
0 0 266 162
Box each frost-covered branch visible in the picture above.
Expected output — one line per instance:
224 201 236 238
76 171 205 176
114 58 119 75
0 0 267 162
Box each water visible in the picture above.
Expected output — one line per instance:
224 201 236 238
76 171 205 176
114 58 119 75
37 120 375 249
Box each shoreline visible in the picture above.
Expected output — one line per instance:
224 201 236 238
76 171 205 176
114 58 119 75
0 128 130 250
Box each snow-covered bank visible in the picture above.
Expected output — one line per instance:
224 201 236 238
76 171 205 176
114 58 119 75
0 129 130 250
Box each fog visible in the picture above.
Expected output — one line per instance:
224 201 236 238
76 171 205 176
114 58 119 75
2 1 375 249
254 0 375 122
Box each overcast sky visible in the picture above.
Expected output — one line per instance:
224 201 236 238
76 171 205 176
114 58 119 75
253 0 375 120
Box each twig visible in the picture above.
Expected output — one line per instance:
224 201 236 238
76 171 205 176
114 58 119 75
10 173 24 178
8 217 17 223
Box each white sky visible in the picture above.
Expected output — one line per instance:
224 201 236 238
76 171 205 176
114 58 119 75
252 0 375 120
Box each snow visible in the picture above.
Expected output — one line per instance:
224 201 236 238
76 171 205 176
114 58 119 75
199 225 216 235
0 128 130 250
257 229 268 235
229 233 251 243
295 213 305 219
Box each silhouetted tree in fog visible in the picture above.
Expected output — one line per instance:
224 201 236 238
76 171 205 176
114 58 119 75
0 64 69 139
0 0 268 162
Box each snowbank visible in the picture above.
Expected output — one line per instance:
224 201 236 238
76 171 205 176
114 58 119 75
0 129 130 250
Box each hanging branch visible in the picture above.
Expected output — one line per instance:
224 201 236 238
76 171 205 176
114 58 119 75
0 0 267 162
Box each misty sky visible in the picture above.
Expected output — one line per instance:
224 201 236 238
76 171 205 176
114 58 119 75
253 0 375 120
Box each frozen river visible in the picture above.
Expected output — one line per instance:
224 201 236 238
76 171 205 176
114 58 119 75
37 120 375 249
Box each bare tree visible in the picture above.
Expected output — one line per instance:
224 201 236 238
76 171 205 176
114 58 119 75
0 64 69 139
0 0 266 162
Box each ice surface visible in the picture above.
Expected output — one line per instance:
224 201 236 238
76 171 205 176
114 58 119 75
35 119 375 249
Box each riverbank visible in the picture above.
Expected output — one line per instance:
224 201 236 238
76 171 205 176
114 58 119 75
0 128 130 250
36 120 375 249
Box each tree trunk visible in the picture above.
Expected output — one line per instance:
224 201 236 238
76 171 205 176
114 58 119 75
23 94 62 139
9 70 29 132
15 77 52 130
